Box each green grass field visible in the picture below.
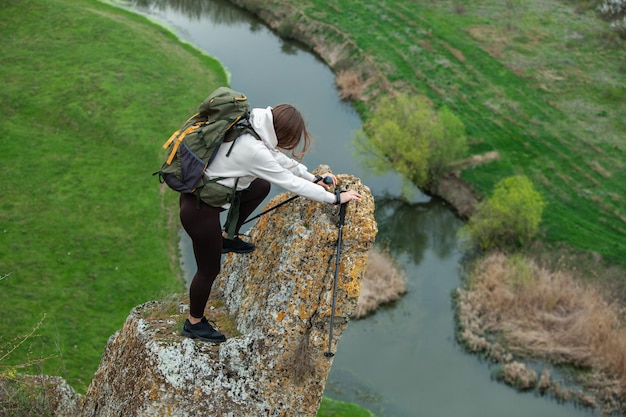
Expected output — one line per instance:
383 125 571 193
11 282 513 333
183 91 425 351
289 0 625 266
0 0 227 391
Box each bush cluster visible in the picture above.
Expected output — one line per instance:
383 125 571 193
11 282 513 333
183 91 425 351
354 93 467 191
460 175 546 251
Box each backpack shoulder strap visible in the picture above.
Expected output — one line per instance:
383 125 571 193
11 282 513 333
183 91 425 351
222 117 261 156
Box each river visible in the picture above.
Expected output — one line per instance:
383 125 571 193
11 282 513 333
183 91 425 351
118 1 597 416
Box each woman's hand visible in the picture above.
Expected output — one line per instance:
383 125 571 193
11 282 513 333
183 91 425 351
338 189 362 204
314 173 337 190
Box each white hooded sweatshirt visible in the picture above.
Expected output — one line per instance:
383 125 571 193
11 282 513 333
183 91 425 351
204 106 337 205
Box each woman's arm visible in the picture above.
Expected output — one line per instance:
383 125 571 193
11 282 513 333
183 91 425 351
272 151 316 182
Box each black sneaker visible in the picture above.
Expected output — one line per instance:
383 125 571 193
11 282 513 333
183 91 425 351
222 236 256 254
181 316 226 343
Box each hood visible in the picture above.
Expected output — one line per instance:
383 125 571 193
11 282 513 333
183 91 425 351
250 107 279 151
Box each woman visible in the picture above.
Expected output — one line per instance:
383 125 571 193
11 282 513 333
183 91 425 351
180 103 362 343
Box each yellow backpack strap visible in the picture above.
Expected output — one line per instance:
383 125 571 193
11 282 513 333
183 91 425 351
164 125 201 165
162 113 202 164
227 115 242 129
162 129 180 150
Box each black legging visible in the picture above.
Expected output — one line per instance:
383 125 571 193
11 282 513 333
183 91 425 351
180 179 271 319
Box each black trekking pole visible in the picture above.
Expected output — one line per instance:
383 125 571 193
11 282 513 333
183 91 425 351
324 199 347 359
241 194 299 226
241 176 334 226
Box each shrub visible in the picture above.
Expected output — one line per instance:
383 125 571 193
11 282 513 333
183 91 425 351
0 298 54 417
460 175 546 250
598 0 626 37
599 0 626 17
277 14 299 39
354 93 467 190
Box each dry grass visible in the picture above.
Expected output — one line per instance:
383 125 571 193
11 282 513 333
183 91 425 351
499 361 538 391
588 160 612 178
353 247 407 319
0 374 83 417
448 150 500 171
335 68 368 101
462 252 626 391
0 375 52 417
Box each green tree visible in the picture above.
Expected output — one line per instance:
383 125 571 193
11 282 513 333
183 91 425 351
460 175 546 250
354 93 467 190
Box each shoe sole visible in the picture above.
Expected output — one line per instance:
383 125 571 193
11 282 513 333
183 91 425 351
221 248 255 254
181 329 226 344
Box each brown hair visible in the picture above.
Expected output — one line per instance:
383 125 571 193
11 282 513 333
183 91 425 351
272 104 312 160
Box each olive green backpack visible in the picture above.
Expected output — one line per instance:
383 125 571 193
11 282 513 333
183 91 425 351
155 87 260 237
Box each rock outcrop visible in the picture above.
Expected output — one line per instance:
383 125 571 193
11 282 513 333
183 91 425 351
79 173 376 416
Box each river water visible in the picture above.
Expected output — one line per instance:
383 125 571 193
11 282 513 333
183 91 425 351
119 1 596 416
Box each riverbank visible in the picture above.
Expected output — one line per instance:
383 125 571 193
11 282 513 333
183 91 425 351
221 0 626 414
456 253 626 414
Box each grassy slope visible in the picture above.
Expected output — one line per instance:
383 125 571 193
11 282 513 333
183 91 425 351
291 0 625 266
0 0 227 391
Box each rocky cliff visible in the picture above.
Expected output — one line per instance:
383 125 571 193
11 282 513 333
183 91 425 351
77 173 376 416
